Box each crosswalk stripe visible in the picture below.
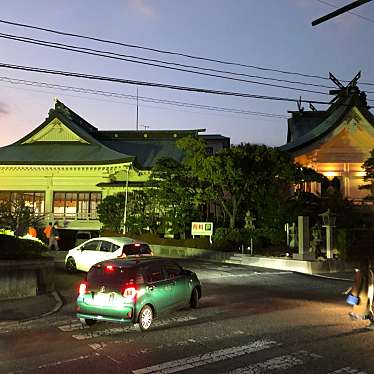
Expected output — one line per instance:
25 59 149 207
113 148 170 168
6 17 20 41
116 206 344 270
132 339 278 374
227 350 322 374
71 315 197 340
58 323 90 332
327 368 368 374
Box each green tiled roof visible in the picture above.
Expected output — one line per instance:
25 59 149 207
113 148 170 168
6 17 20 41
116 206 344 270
0 100 134 165
0 100 208 168
100 139 185 169
0 143 134 165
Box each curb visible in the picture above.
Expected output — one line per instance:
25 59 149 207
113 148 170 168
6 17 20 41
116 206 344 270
0 290 64 328
296 271 353 282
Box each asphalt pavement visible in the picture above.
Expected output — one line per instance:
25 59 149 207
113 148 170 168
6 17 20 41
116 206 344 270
0 251 355 325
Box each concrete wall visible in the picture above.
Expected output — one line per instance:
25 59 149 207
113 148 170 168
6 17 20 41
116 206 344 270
0 259 55 300
151 245 232 262
150 245 350 274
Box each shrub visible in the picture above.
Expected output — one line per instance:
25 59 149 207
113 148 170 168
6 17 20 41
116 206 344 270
0 234 48 260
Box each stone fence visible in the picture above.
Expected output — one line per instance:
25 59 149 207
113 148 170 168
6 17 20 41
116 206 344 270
0 258 55 300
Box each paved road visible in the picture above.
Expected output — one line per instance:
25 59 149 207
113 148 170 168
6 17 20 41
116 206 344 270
1 259 373 374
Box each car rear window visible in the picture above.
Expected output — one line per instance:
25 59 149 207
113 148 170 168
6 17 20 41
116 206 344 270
76 232 90 239
87 265 141 291
123 243 152 256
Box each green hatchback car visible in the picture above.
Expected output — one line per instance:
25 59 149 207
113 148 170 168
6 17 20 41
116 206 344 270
76 257 202 331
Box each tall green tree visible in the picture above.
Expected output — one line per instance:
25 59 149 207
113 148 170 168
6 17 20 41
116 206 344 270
126 189 160 234
97 194 125 232
149 157 199 238
179 137 296 230
360 148 374 201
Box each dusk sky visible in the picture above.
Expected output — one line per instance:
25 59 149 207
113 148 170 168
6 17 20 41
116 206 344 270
0 0 374 147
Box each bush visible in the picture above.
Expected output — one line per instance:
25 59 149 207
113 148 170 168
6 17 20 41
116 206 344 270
0 234 48 260
116 231 237 252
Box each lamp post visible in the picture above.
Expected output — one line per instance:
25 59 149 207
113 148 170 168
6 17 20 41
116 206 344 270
319 209 336 259
244 211 256 255
122 167 130 235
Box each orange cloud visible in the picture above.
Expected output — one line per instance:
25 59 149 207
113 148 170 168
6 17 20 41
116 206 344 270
128 0 157 18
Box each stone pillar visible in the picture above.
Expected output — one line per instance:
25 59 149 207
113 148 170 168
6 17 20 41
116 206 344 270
293 216 313 260
326 226 334 259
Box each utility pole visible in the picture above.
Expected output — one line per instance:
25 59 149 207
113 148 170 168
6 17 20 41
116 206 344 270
136 87 139 131
312 0 372 26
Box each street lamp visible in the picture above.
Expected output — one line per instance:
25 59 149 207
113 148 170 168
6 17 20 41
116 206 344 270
122 167 130 235
319 209 336 259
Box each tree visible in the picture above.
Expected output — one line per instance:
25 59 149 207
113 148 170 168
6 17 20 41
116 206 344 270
180 140 296 230
149 157 199 238
0 198 43 236
97 194 125 232
360 148 374 201
126 189 160 234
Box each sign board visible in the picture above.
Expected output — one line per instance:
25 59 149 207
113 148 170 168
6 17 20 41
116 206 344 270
191 222 213 237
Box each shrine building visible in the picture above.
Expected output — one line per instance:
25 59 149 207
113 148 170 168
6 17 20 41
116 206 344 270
280 80 374 202
0 99 229 231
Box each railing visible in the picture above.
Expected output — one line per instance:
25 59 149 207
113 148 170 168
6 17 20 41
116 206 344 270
43 212 99 223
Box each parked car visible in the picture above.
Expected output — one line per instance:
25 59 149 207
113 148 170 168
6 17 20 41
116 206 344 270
76 257 202 331
74 231 92 247
64 236 153 272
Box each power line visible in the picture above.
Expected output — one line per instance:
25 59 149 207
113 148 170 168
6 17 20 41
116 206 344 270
0 75 288 119
1 17 374 87
0 32 330 96
0 31 337 91
0 62 332 105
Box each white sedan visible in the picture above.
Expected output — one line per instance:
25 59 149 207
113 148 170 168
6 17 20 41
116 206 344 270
64 236 153 272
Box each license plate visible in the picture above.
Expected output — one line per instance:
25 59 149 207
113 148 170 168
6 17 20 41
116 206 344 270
93 293 109 305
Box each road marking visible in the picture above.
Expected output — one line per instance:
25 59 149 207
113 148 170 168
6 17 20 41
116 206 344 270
88 330 246 355
327 368 368 374
72 315 197 340
73 326 132 340
132 339 278 374
88 342 107 351
7 355 91 373
58 322 90 332
227 350 322 373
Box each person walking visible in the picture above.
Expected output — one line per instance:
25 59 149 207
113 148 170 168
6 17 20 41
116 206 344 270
49 222 60 251
347 257 374 328
43 222 52 243
44 222 59 251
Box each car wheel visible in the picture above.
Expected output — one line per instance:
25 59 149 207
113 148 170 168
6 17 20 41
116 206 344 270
65 257 77 273
79 318 97 326
138 305 153 331
190 288 199 309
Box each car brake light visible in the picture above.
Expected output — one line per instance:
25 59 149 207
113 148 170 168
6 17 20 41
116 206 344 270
134 243 141 247
105 265 114 271
79 282 87 296
123 287 137 300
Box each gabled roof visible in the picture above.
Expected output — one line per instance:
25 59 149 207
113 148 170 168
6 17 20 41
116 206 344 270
280 88 374 154
0 100 215 168
0 100 134 165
